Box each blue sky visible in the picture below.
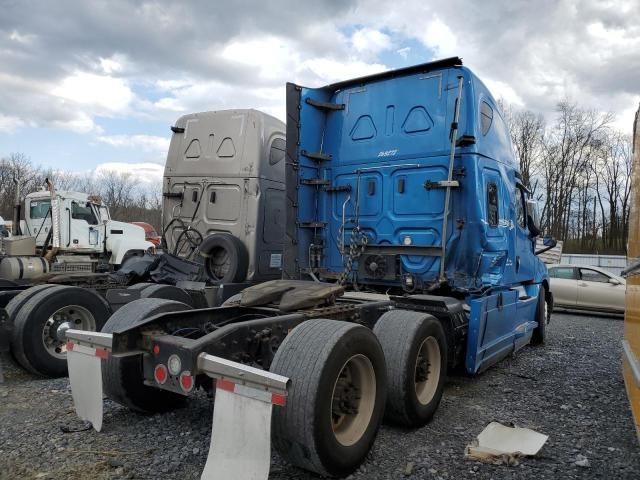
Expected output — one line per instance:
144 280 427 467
1 0 638 182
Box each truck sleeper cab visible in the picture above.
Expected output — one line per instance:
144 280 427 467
286 57 551 373
65 58 552 479
163 109 286 284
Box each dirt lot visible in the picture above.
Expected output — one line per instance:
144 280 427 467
1 311 639 479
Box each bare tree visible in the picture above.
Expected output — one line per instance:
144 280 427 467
508 110 545 192
0 155 162 230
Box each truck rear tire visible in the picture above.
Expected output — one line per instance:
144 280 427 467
373 310 447 427
10 285 111 377
4 284 57 322
139 284 193 306
531 286 549 345
4 284 58 370
270 319 387 477
102 298 192 413
198 233 249 284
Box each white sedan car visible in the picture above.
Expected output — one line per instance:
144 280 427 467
548 264 625 314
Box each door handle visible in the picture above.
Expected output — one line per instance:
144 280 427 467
578 282 587 287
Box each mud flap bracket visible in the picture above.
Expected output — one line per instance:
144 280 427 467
197 353 290 480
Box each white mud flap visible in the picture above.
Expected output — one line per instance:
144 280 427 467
67 345 106 431
65 331 290 479
65 330 114 432
198 354 289 480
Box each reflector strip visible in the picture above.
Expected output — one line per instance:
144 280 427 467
66 341 109 359
216 378 287 406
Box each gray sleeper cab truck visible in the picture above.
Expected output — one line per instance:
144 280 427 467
162 109 286 284
65 57 552 478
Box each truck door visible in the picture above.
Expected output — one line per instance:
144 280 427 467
479 167 509 285
27 198 52 245
549 266 578 307
466 290 520 373
577 267 623 311
514 185 534 282
67 200 100 249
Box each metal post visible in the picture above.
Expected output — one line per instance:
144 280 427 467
440 75 464 281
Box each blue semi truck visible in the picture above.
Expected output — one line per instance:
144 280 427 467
64 57 554 479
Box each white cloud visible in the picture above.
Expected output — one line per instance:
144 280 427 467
9 30 36 45
299 58 387 85
351 28 392 56
99 55 127 74
0 114 27 133
52 72 134 114
1 0 638 154
483 79 525 107
97 134 170 153
420 18 457 57
221 36 298 82
52 112 99 134
95 162 164 184
397 46 411 59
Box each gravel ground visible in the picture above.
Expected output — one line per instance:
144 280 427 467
1 311 639 480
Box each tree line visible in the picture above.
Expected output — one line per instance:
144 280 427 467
504 101 632 255
0 153 162 230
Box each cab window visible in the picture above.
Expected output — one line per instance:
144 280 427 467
516 189 527 228
480 101 493 135
487 183 499 227
30 200 51 219
71 202 98 225
269 138 286 165
579 268 609 283
549 267 575 279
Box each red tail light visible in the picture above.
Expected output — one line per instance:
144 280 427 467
154 364 168 384
179 371 194 392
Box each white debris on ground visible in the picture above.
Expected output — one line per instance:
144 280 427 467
465 421 548 465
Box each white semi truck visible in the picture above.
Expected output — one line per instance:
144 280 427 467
0 187 153 279
0 183 154 378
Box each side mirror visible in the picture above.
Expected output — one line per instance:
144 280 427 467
608 278 621 285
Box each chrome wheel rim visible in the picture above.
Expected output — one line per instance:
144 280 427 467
414 336 441 405
41 305 96 359
330 354 376 446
